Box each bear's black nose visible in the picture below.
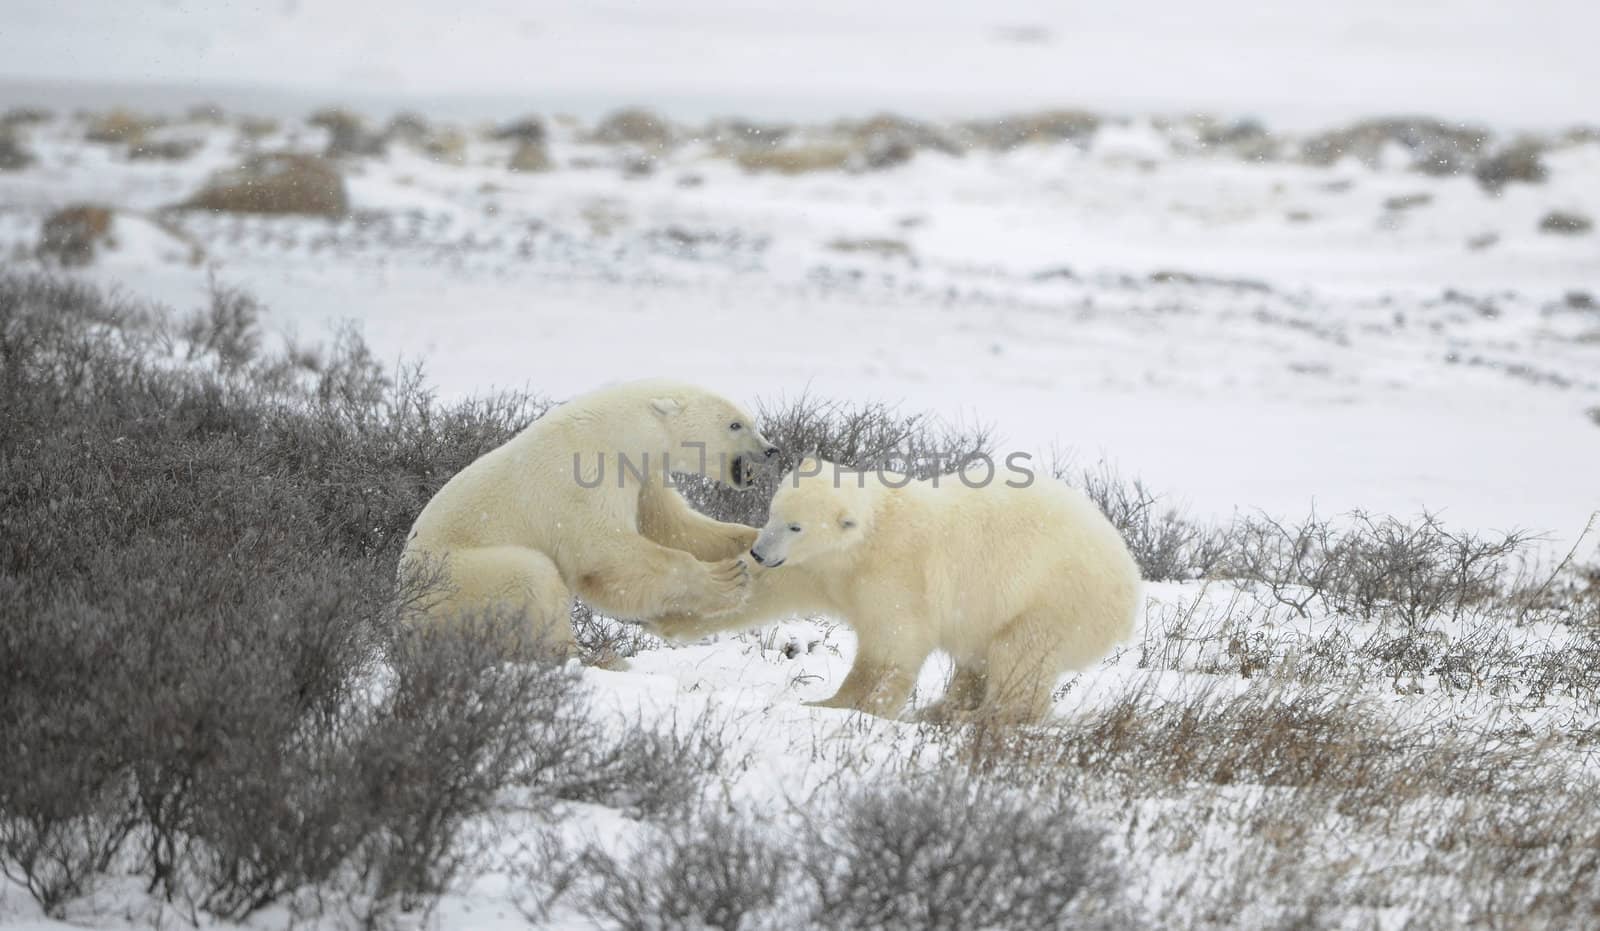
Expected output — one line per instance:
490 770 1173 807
750 549 768 565
763 445 779 459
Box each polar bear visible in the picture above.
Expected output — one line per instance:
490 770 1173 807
400 380 779 658
650 458 1140 723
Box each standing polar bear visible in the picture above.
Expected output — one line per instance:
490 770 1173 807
401 380 778 658
651 458 1141 723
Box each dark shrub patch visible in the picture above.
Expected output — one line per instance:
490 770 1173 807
0 272 631 921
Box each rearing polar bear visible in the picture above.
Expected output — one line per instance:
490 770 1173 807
401 380 777 657
651 458 1140 723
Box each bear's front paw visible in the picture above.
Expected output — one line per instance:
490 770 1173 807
698 557 751 615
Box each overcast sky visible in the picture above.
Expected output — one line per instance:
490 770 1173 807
2 0 1593 125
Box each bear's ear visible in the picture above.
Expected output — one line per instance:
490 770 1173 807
650 397 683 418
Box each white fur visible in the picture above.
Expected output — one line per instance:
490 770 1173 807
653 458 1141 723
400 379 774 656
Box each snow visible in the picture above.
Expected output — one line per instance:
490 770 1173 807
4 108 1595 544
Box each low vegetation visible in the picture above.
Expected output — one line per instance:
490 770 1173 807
0 131 33 172
36 205 115 266
183 153 349 217
0 273 701 923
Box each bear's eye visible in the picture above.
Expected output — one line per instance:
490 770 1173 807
788 523 803 533
730 421 744 431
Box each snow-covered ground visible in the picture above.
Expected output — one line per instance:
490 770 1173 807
3 9 1600 924
2 105 1597 541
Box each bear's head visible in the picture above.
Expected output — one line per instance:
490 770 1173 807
649 388 778 489
749 458 875 568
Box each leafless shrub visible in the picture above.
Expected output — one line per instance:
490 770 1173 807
0 601 137 914
1067 462 1235 580
1234 511 1342 616
958 679 1520 808
580 809 790 931
505 825 584 924
348 611 580 912
945 672 1598 928
505 682 726 821
800 773 1121 931
1232 509 1530 626
574 770 1122 931
1135 588 1299 680
570 601 660 666
1326 510 1529 625
0 272 584 923
0 801 133 917
182 275 263 370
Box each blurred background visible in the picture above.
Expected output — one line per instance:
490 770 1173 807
5 1 1596 125
2 0 1597 540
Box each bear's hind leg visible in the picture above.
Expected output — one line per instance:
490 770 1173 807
917 661 989 723
421 546 577 661
966 613 1068 725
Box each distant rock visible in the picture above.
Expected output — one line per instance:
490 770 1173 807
509 141 552 173
1538 210 1593 236
385 111 432 147
128 138 202 162
1383 193 1434 211
1300 117 1488 174
183 153 348 217
423 129 468 166
704 118 792 150
959 110 1101 151
1183 114 1279 160
85 109 160 146
0 132 33 172
310 107 386 158
841 113 962 168
491 116 546 146
826 237 912 260
1473 140 1548 193
591 108 675 150
238 116 280 141
2 107 52 128
186 102 226 124
736 143 853 175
